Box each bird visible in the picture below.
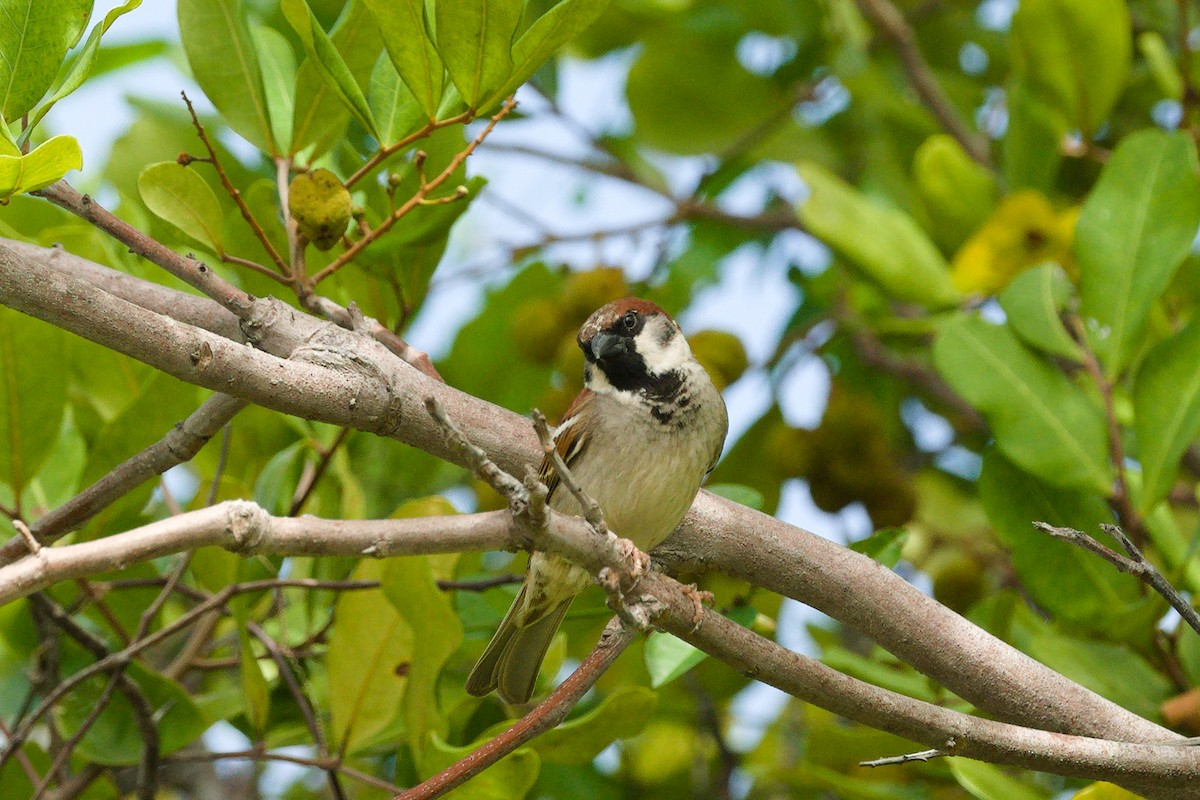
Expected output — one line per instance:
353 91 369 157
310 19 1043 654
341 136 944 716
466 297 729 703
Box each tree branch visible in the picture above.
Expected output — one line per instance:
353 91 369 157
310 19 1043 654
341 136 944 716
853 0 992 166
0 242 1185 757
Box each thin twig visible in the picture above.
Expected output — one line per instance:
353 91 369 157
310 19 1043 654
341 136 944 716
345 111 474 189
436 573 522 592
166 747 401 794
182 91 289 274
861 743 954 767
247 621 347 800
289 427 352 516
853 0 991 166
313 98 517 284
1034 522 1200 637
395 619 634 800
425 397 527 500
531 409 608 535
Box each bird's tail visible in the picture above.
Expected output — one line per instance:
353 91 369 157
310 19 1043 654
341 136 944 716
465 583 572 704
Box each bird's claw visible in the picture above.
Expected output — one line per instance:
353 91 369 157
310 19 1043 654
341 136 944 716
679 584 712 633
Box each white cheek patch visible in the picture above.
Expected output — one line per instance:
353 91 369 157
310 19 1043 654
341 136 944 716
634 320 692 375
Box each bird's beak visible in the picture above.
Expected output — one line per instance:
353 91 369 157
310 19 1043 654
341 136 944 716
589 331 627 361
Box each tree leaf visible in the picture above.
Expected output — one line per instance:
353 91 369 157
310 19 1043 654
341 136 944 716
434 0 521 109
483 0 613 108
250 24 296 154
705 483 765 511
914 133 997 253
1077 130 1200 378
527 686 657 764
290 0 382 158
137 161 225 252
998 263 1080 360
238 628 270 734
978 451 1146 636
1003 82 1066 192
282 0 379 139
0 135 82 201
177 0 277 154
1134 321 1200 512
24 0 141 135
327 559 410 754
0 0 92 120
361 0 443 118
55 660 209 765
0 306 66 495
848 528 907 569
796 162 960 308
368 55 425 146
420 732 539 798
645 605 754 688
381 499 463 757
1010 0 1130 136
949 758 1049 800
933 313 1111 492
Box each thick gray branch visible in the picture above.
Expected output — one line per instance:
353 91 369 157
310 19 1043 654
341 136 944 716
0 241 1180 752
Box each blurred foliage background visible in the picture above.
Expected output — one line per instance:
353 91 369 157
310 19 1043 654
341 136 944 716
3 0 1200 798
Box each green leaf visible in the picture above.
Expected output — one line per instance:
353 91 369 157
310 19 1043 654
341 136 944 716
0 0 92 120
1003 82 1066 192
1134 321 1200 512
914 133 997 252
420 732 539 798
1021 625 1173 719
137 161 225 251
434 0 521 109
238 628 270 734
645 632 707 689
848 528 907 569
361 0 443 118
645 606 754 688
629 27 789 156
24 0 141 136
56 660 208 765
705 483 764 511
528 686 657 764
796 162 960 308
978 451 1147 635
1077 130 1200 377
290 0 382 157
949 758 1049 800
934 314 1111 492
484 0 613 108
1010 0 1130 136
0 307 66 496
177 0 277 154
0 135 82 200
250 24 296 154
382 544 463 756
282 0 379 139
368 55 425 145
998 263 1080 360
327 559 410 754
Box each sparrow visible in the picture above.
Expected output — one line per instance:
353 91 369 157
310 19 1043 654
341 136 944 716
467 297 729 703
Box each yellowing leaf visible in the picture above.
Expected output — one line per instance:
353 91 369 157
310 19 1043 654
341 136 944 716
951 191 1077 295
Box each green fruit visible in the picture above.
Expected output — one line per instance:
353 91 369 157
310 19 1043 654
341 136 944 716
511 298 569 363
863 474 917 528
764 424 814 477
288 168 351 251
688 330 749 391
927 551 986 613
561 267 628 322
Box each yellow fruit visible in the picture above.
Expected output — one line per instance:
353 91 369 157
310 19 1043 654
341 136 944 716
511 298 569 363
561 267 628 322
288 168 351 251
688 330 749 391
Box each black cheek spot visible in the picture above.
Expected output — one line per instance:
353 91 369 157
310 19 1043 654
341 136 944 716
657 326 673 348
651 406 674 425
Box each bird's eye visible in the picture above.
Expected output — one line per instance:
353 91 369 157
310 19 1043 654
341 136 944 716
622 311 638 331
